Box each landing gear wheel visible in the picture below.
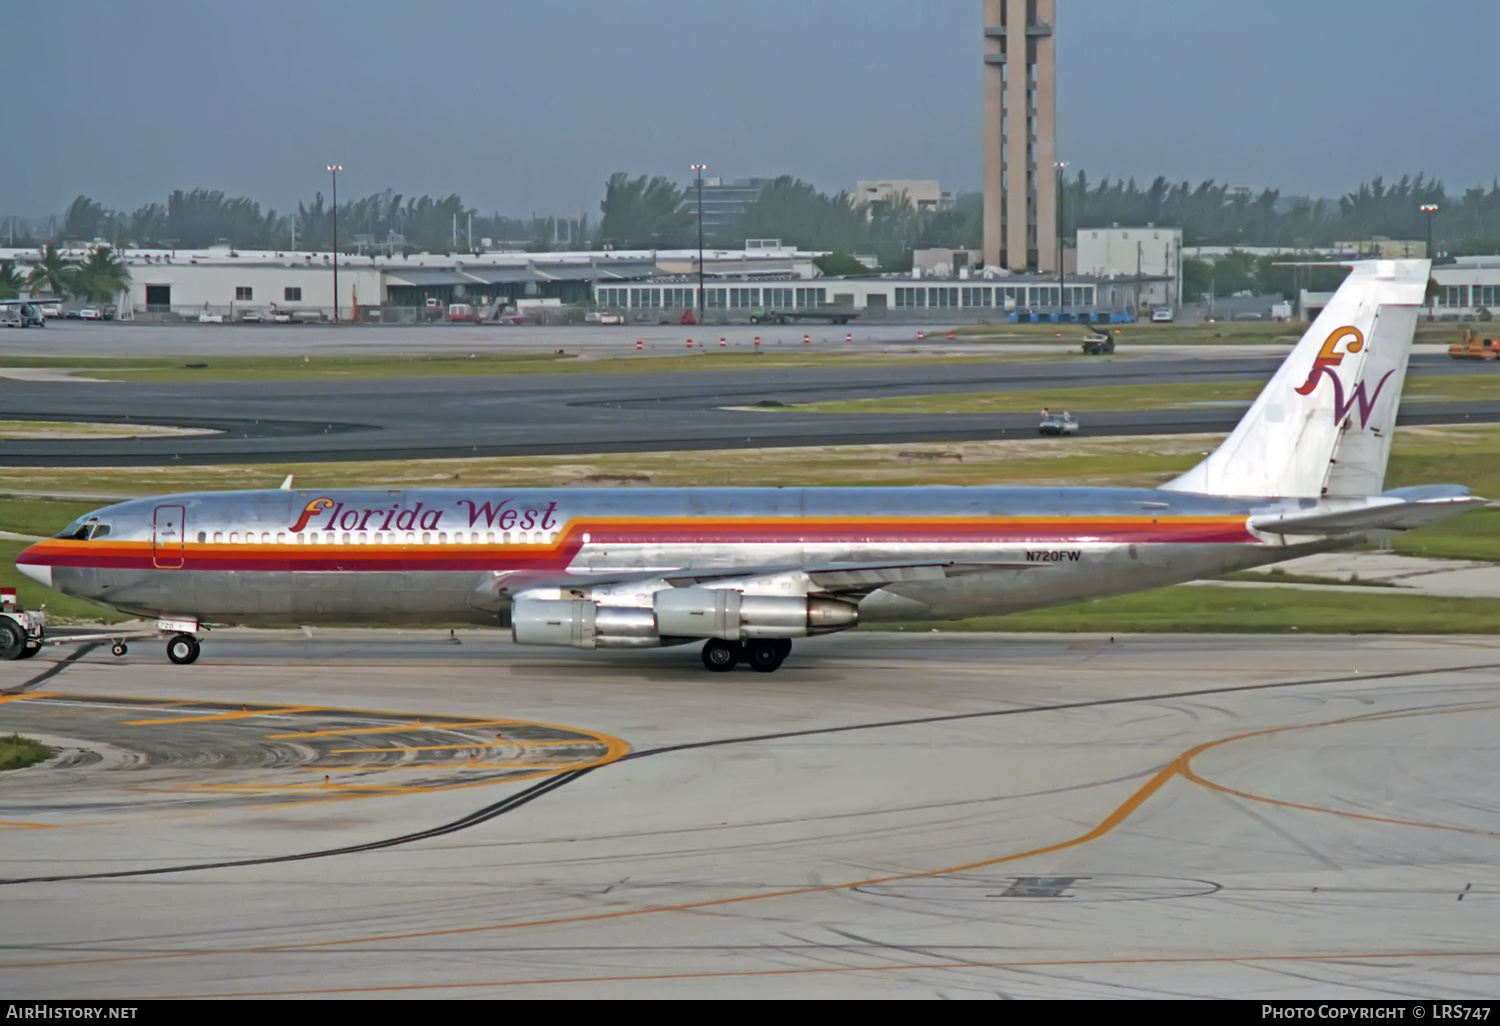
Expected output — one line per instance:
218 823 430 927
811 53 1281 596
745 639 789 673
166 633 200 665
0 621 26 661
701 638 740 672
111 642 128 657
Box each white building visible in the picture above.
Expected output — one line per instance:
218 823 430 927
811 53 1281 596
853 180 954 214
0 242 822 321
1431 256 1500 318
1299 255 1500 322
1075 226 1183 310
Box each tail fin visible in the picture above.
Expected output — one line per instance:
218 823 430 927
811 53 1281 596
1162 259 1429 498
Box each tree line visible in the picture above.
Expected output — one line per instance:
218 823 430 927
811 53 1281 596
0 244 130 302
13 171 1500 264
49 190 588 255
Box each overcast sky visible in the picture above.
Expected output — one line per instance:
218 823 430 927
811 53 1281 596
5 0 1497 217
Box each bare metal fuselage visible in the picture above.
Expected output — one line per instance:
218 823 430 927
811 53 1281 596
19 486 1332 629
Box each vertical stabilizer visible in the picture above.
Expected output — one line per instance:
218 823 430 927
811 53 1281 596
1161 259 1429 498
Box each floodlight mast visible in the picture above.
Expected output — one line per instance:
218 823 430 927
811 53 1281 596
1420 203 1439 320
327 164 343 322
1054 161 1068 313
691 164 707 321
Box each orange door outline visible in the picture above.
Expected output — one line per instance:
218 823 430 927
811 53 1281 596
153 504 186 569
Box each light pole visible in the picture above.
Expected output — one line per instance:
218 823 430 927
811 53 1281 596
1420 202 1438 320
691 163 707 321
1054 161 1068 314
327 164 343 322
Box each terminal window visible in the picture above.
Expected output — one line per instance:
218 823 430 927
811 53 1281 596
235 287 253 301
284 287 302 302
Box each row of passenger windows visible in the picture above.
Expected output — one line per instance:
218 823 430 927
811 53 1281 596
194 530 557 546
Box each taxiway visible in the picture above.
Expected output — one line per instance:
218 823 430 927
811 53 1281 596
3 631 1498 998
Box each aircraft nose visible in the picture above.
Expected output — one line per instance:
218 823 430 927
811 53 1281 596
16 548 52 588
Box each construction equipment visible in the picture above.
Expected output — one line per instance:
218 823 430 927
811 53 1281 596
1081 328 1116 355
1448 328 1500 361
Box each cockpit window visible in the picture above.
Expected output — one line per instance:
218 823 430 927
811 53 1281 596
57 519 111 540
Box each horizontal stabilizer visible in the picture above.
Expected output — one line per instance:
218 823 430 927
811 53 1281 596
1250 494 1487 536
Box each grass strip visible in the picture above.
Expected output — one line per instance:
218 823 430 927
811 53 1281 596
795 371 1500 416
0 734 55 771
884 585 1500 634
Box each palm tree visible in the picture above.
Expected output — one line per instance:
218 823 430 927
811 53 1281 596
0 262 23 301
76 245 131 304
25 243 77 299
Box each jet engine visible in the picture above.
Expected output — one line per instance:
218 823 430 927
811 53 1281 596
510 589 859 650
653 588 856 640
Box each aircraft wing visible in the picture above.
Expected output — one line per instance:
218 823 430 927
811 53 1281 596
1250 493 1487 536
478 560 1045 607
663 560 1045 597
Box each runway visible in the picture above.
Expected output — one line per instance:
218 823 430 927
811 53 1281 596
0 342 1493 465
3 630 1498 997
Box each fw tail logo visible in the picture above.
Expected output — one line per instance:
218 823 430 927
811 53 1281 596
1293 325 1394 430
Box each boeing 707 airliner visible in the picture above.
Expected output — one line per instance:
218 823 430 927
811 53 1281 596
12 260 1483 671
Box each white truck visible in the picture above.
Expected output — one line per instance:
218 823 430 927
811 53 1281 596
0 588 45 660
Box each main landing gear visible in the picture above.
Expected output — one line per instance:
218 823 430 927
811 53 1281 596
700 638 792 674
166 633 201 665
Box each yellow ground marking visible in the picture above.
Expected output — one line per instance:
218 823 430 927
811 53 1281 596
0 691 57 704
1179 701 1500 837
266 718 523 740
327 739 596 755
150 947 1500 999
0 820 59 830
123 706 319 726
303 761 580 772
148 768 563 796
6 698 1487 974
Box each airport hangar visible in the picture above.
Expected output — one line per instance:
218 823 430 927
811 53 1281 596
0 240 1169 325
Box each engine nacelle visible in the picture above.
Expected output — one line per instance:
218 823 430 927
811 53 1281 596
654 588 857 640
511 598 659 650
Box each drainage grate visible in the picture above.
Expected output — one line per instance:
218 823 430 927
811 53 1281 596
996 876 1083 898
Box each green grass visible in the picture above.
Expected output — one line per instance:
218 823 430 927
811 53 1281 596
0 733 55 771
795 369 1500 416
1215 568 1396 587
0 348 1050 384
885 585 1500 634
0 496 110 538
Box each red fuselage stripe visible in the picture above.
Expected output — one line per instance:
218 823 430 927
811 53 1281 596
19 516 1256 572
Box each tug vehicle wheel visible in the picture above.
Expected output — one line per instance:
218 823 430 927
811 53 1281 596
0 621 26 661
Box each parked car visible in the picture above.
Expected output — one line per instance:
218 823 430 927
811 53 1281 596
38 302 61 319
197 312 224 324
78 307 101 320
1039 411 1079 436
1150 307 1174 323
0 308 22 328
238 309 266 323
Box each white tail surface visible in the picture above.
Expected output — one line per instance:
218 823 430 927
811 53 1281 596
1162 259 1429 499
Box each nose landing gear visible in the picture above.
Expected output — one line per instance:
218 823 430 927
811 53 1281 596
166 633 200 665
110 642 128 657
700 638 792 673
